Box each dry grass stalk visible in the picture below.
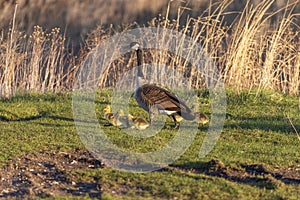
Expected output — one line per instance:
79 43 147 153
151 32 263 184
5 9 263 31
0 11 73 98
286 114 300 141
1 0 300 98
80 0 300 96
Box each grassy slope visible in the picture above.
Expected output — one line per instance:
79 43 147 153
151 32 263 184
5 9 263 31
0 89 299 199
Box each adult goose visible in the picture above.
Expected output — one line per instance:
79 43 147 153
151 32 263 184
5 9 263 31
130 42 195 128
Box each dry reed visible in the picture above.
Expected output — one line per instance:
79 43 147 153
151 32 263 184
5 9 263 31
0 0 300 98
0 5 74 98
86 0 300 96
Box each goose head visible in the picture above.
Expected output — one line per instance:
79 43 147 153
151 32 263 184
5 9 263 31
130 42 140 51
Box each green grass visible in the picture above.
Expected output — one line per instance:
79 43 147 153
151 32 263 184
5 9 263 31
0 92 83 162
0 89 299 199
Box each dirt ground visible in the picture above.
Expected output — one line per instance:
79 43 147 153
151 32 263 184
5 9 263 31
0 149 299 199
0 149 103 199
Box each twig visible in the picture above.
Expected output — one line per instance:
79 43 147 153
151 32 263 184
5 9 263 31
9 3 18 51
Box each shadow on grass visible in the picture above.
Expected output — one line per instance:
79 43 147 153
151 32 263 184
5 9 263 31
0 110 49 122
224 114 299 134
167 160 300 189
0 110 92 124
0 109 211 132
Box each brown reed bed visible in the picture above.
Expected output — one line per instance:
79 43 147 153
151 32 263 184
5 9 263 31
0 0 299 98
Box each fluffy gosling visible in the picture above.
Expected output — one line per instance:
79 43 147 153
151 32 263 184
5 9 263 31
194 112 209 125
115 109 132 128
127 114 150 130
171 114 183 123
103 105 123 127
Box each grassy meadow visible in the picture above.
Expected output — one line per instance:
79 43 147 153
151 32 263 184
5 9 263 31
0 89 299 199
0 0 300 199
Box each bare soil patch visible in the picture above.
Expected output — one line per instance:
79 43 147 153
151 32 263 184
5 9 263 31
0 148 103 199
170 159 300 189
0 150 299 199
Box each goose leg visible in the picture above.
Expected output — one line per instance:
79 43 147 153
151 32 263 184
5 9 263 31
171 115 179 129
149 105 160 126
149 112 154 126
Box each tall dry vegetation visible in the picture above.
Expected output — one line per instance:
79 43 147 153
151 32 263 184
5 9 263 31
0 5 76 98
0 0 299 98
222 0 299 95
88 0 300 95
0 0 169 42
223 0 300 94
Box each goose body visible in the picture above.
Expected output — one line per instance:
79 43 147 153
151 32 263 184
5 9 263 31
131 42 195 128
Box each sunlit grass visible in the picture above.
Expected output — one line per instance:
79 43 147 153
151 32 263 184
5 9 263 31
0 89 299 199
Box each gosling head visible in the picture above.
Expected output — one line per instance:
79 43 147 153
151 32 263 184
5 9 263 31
103 105 111 112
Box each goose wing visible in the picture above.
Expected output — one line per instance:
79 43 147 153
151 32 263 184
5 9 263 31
135 84 195 120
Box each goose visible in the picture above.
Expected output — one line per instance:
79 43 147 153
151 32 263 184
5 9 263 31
127 114 150 130
130 42 195 129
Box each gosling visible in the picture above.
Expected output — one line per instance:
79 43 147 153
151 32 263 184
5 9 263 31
103 105 123 127
171 112 209 126
194 112 209 125
115 109 132 128
127 114 150 130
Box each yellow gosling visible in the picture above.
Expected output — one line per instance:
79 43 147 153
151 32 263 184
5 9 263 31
171 114 183 122
103 105 122 127
194 112 209 125
127 114 150 130
115 109 132 128
103 105 113 119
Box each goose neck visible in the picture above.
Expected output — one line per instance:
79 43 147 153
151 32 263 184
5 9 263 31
136 49 144 78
